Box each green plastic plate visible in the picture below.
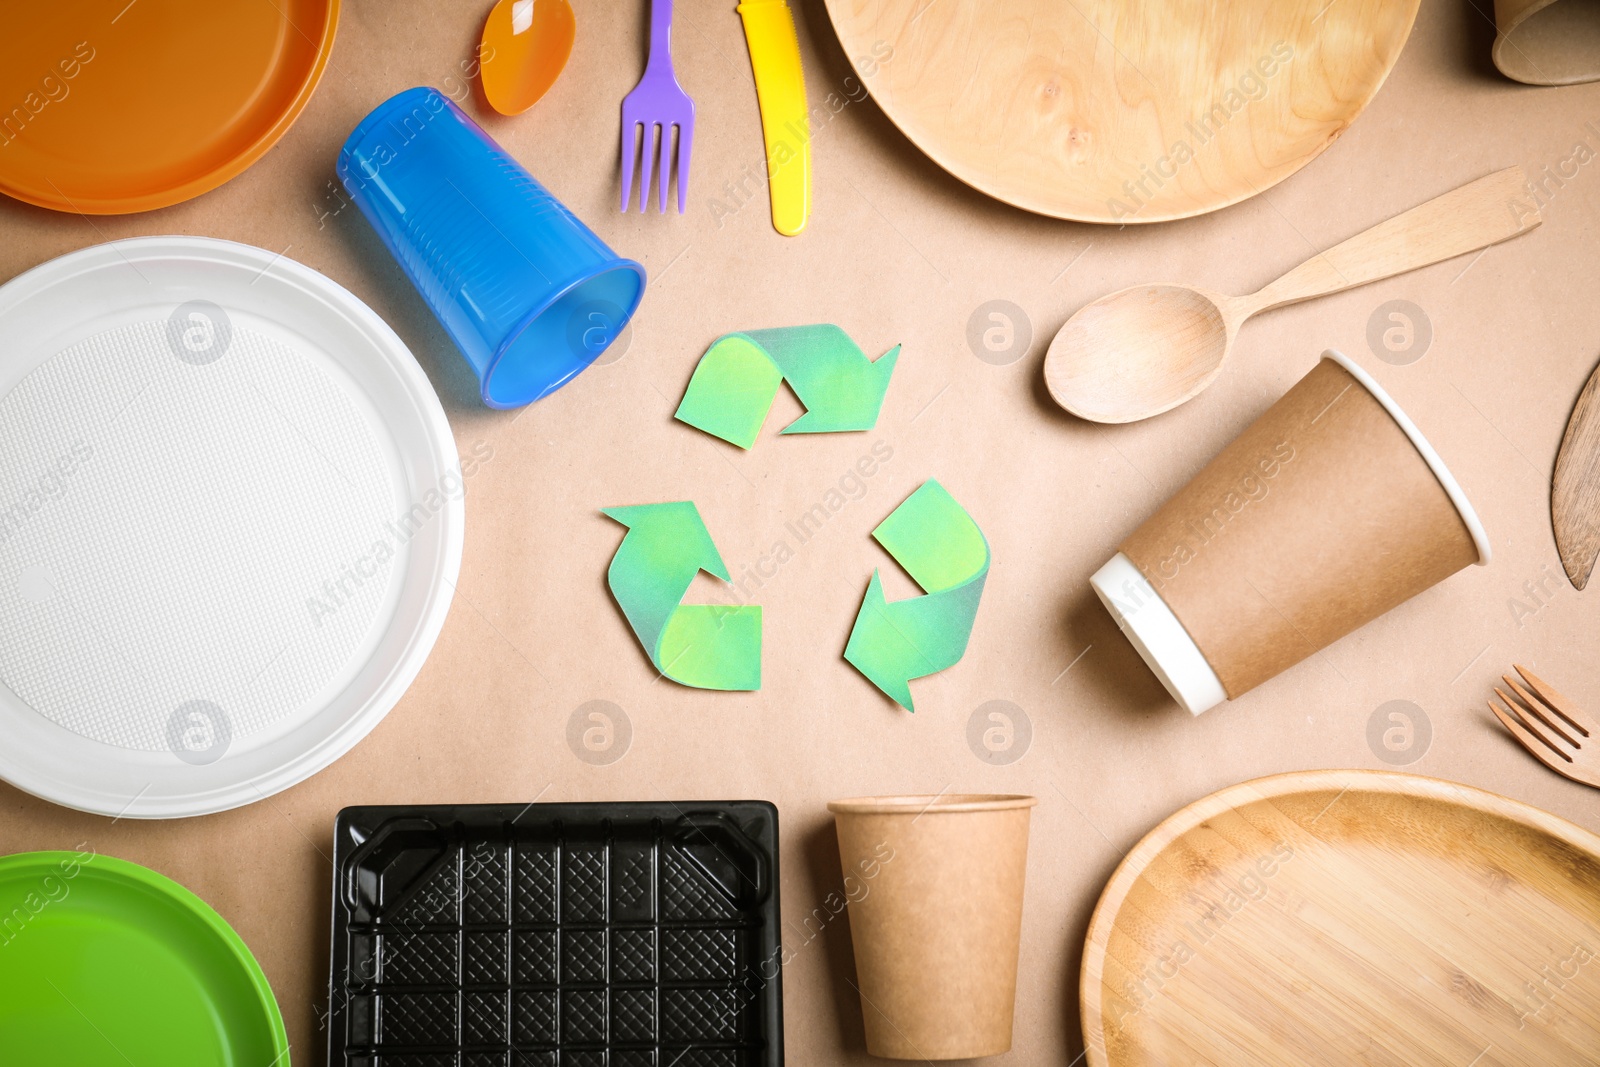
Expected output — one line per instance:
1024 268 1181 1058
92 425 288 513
0 851 288 1066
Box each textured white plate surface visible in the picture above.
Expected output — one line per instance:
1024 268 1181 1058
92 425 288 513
0 237 462 817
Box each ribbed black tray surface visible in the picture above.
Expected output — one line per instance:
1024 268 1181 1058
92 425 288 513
328 802 783 1067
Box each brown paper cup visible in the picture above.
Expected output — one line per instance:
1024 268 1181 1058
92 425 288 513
1493 0 1600 85
828 794 1037 1060
1093 351 1489 715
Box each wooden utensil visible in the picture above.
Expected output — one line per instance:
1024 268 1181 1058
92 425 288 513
1489 663 1599 788
822 0 1420 223
1081 770 1600 1067
1553 356 1600 589
1044 167 1540 424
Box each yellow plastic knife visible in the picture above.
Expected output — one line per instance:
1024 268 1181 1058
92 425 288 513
737 0 810 236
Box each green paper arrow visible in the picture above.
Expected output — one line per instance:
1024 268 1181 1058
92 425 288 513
603 502 762 691
844 480 989 711
674 324 900 449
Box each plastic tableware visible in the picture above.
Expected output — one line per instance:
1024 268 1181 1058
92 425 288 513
480 0 577 115
0 851 289 1064
621 0 697 213
0 236 462 819
340 87 646 409
328 801 783 1065
0 0 338 214
737 0 810 235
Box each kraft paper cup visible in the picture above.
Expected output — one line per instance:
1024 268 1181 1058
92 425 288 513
1092 350 1490 716
1493 0 1600 85
828 794 1037 1060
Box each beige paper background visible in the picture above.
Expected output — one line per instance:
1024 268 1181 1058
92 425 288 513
1 2 1598 1063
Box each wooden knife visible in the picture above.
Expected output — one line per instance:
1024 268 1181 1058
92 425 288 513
1553 355 1600 589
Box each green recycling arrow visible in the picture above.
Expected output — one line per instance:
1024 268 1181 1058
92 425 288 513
674 324 900 449
844 480 989 711
603 502 761 691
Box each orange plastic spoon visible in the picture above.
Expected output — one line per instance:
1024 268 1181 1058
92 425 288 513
480 0 576 115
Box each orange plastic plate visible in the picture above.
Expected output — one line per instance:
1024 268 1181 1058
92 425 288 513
0 0 338 214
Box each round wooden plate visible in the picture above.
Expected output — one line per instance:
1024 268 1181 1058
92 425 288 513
1081 771 1600 1065
823 0 1421 223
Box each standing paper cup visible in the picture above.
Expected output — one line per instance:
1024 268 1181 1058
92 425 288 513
828 794 1037 1060
1492 0 1600 85
338 87 645 409
1093 351 1490 716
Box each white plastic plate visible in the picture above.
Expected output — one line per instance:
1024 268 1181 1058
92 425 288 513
0 237 462 818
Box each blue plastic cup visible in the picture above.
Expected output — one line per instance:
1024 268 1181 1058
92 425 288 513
338 87 646 409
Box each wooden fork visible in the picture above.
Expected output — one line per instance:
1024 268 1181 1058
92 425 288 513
1487 664 1599 789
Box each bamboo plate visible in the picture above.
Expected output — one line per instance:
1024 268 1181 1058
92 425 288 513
1081 771 1600 1065
822 0 1421 223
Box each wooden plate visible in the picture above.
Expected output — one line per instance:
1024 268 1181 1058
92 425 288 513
823 0 1421 223
1081 771 1600 1065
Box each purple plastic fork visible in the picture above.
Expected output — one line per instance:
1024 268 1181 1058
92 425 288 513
620 0 696 213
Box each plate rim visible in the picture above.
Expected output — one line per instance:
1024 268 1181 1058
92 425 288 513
0 0 340 215
1078 769 1600 1065
0 234 463 818
821 0 1423 224
0 850 290 1059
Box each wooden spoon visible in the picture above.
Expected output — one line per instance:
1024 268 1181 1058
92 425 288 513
480 0 577 116
1043 167 1540 424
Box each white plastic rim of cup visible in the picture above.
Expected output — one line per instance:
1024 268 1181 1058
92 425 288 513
1091 349 1491 716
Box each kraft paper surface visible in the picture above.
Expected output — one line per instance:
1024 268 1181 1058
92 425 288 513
0 4 1597 1064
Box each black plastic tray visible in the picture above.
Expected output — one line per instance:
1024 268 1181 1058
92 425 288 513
328 802 783 1067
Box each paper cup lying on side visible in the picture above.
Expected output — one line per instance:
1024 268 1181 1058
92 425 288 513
1493 0 1600 85
829 794 1036 1060
1093 350 1489 716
